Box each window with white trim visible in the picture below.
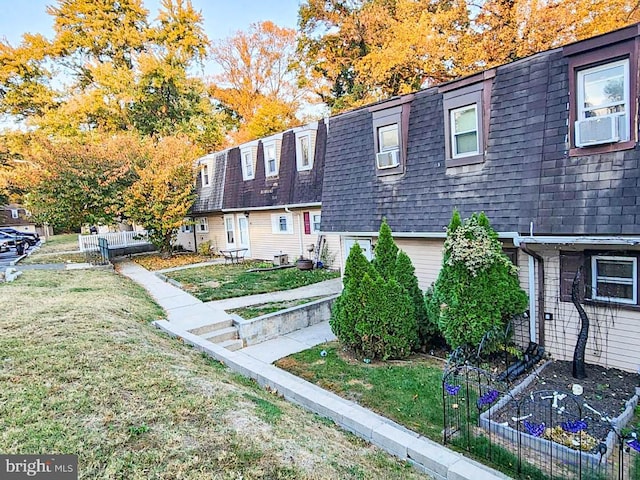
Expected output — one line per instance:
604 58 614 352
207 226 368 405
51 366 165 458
376 123 400 169
225 216 235 244
197 217 209 233
296 133 314 171
11 209 19 219
574 59 630 147
180 224 193 233
241 148 254 180
264 141 278 177
312 214 321 233
271 213 293 234
450 104 479 158
201 164 210 187
591 255 637 304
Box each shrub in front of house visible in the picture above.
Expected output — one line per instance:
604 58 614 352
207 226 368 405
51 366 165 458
330 220 421 360
426 210 528 355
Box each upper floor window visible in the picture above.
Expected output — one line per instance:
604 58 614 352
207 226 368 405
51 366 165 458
264 141 278 177
11 209 19 219
564 29 637 155
451 104 479 158
575 59 629 147
201 164 210 187
440 73 493 168
296 133 314 171
241 147 254 180
370 97 412 177
180 223 193 233
376 124 400 169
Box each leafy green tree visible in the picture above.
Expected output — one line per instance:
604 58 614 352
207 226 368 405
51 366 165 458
426 211 528 355
125 136 201 257
372 218 398 281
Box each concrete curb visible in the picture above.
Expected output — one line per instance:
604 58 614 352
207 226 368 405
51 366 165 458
152 319 511 480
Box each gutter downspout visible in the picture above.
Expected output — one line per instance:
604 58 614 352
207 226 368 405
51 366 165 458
519 243 545 347
192 217 198 253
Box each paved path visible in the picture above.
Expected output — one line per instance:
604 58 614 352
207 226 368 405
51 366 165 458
207 277 342 310
120 260 508 480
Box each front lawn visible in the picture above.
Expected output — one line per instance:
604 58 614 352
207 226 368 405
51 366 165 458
276 342 445 441
0 270 424 480
165 262 340 302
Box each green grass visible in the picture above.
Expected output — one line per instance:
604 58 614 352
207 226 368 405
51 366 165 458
22 251 88 265
276 342 445 440
228 296 325 319
40 233 79 251
165 262 340 302
0 269 425 480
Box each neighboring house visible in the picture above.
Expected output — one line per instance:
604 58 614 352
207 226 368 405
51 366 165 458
320 24 640 373
176 120 340 267
0 204 52 237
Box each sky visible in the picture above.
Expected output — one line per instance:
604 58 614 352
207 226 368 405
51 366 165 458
0 0 302 76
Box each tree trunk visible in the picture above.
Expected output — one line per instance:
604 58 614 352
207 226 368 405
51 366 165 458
571 266 588 379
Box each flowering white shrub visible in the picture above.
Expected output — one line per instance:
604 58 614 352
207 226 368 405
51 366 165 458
444 215 517 277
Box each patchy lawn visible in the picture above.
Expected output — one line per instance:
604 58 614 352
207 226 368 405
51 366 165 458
132 252 211 271
0 270 423 480
22 251 88 265
165 262 340 302
276 342 446 442
22 233 86 264
228 296 326 319
38 233 79 252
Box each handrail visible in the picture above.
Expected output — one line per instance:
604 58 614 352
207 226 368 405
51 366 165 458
78 231 150 252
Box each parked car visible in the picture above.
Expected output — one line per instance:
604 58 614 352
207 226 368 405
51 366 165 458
0 239 9 253
0 228 39 246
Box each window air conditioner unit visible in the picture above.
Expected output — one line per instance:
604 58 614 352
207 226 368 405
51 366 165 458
376 149 400 169
575 113 626 147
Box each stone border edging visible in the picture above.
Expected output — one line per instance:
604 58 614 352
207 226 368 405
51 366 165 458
151 319 511 480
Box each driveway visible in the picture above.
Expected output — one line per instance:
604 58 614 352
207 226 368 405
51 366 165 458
0 248 20 269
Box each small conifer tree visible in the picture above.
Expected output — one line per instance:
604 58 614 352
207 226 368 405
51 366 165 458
372 218 398 281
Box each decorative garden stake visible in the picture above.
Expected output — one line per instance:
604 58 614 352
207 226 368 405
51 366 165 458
571 267 588 379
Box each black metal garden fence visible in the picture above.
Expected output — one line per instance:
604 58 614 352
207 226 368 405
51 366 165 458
442 365 640 479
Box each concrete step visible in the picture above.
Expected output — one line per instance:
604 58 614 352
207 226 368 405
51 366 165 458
218 338 244 351
204 326 238 344
188 319 234 336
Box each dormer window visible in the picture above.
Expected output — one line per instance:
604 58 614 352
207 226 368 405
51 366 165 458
451 104 479 158
376 124 400 169
575 59 629 147
264 141 278 177
201 163 210 187
241 147 255 180
370 97 412 177
295 127 316 171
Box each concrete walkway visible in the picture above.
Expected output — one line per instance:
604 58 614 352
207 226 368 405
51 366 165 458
207 277 342 310
119 260 509 480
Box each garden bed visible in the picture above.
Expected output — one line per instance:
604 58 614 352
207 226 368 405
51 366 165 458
483 360 640 466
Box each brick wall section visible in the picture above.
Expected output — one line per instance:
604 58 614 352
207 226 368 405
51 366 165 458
321 47 640 236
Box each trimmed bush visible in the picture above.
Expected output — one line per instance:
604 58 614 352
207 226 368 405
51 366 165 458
396 250 436 345
426 211 528 354
372 218 398 281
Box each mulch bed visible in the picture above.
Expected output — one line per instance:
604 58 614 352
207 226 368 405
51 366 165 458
492 360 640 450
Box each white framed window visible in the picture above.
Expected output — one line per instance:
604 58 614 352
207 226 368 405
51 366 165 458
197 217 209 233
180 224 193 233
376 123 400 169
201 163 210 187
10 209 19 219
224 215 235 245
271 213 293 234
295 133 314 171
311 214 321 234
450 104 479 158
264 141 278 177
577 59 628 121
591 255 637 304
241 148 254 180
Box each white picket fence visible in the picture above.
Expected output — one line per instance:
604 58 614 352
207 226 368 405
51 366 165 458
78 231 150 252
